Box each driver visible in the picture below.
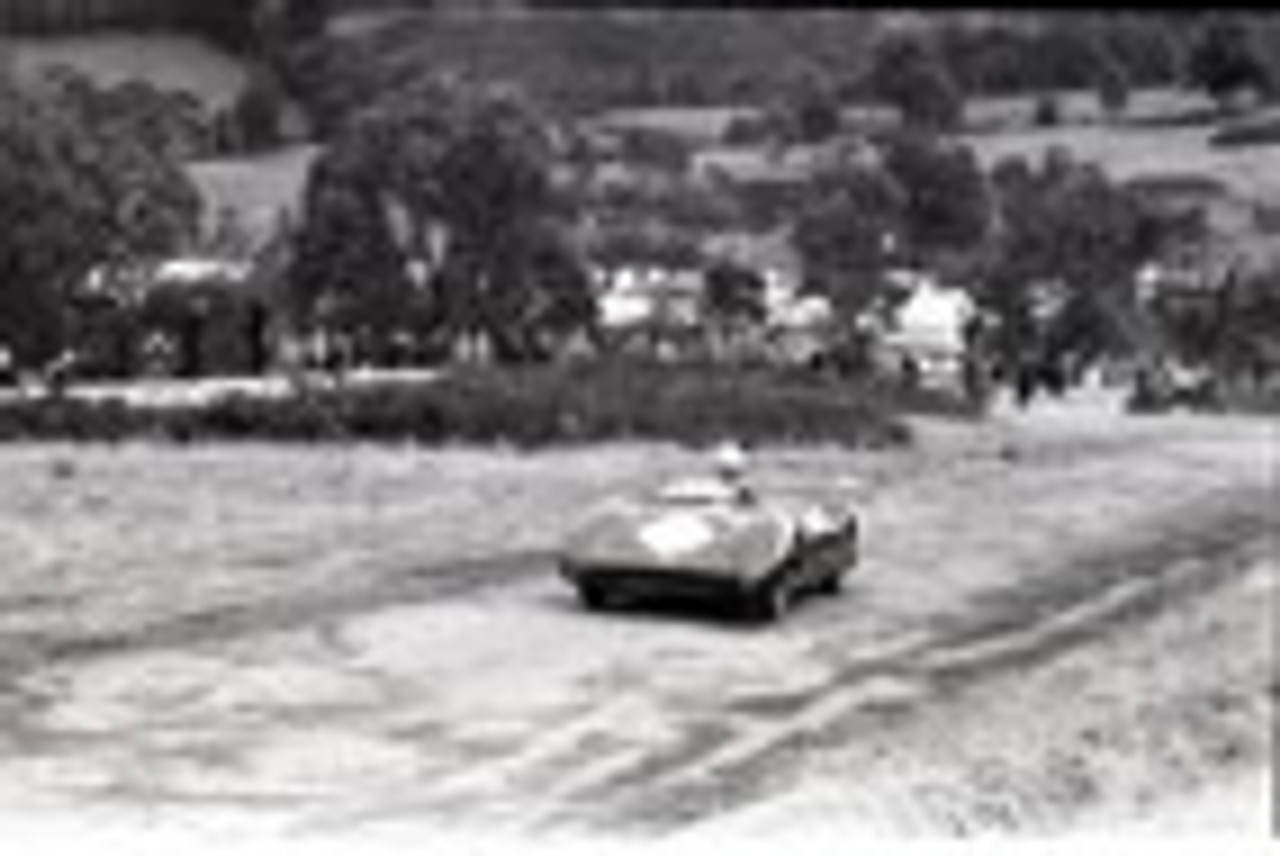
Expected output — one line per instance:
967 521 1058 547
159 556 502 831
711 441 755 504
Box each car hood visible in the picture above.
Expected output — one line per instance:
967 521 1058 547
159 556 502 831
562 500 795 580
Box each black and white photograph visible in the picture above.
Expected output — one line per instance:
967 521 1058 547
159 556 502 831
0 2 1275 851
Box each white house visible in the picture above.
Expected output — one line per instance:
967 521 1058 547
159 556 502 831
877 271 977 385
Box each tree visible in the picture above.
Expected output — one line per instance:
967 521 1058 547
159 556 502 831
290 76 592 364
1186 16 1274 109
703 260 767 326
278 0 331 45
0 72 201 370
981 150 1193 381
229 64 288 152
288 146 414 366
1033 92 1063 128
866 34 964 133
778 63 843 145
880 131 992 263
792 159 906 323
1094 42 1132 118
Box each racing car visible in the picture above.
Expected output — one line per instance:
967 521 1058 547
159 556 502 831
558 474 860 623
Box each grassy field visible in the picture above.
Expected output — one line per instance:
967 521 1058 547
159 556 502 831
0 33 246 108
965 121 1280 202
0 442 694 656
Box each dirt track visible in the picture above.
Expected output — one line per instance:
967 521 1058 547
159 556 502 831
0 392 1274 842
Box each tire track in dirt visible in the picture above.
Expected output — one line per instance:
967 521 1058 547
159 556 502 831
0 550 552 687
285 482 1273 836
1 414 1269 836
534 493 1274 834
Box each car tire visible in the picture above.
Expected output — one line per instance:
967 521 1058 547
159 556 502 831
746 577 792 624
815 570 844 596
578 582 612 611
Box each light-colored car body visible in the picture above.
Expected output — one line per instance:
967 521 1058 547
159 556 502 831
559 477 859 622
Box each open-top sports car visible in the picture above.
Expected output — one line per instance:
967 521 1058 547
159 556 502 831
558 476 859 622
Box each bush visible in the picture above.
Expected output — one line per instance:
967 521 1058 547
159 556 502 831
0 397 148 442
0 362 917 448
1208 110 1280 148
1033 93 1063 127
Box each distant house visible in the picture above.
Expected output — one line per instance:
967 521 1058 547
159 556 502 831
874 271 977 387
595 265 706 361
69 255 284 380
693 140 879 230
692 146 816 230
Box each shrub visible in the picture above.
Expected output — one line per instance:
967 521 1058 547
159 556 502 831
0 397 147 442
0 362 922 448
1033 93 1063 127
1208 110 1280 148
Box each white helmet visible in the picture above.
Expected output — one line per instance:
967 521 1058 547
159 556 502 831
712 441 749 478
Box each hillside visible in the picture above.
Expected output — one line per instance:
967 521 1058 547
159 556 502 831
1 33 247 108
320 9 883 113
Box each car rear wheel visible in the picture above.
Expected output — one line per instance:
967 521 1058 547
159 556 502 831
577 582 613 611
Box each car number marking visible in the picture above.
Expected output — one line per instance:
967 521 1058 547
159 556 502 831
637 513 717 559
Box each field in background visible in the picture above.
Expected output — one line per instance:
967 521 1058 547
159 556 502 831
0 33 247 108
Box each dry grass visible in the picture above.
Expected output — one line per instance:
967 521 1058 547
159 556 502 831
0 405 1272 836
0 442 697 651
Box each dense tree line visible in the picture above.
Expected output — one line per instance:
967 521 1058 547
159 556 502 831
289 76 595 365
0 0 251 45
0 0 330 53
0 67 201 370
8 9 1274 119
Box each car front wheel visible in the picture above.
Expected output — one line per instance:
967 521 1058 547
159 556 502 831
745 577 792 623
814 570 844 596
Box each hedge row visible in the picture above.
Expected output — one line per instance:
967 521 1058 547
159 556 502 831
0 362 938 448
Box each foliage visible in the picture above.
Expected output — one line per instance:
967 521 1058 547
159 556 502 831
792 157 906 322
981 149 1194 372
278 12 883 126
264 0 333 48
0 362 917 448
289 149 416 363
1213 265 1280 385
40 65 215 161
866 33 964 133
1094 43 1132 118
614 127 693 174
702 260 767 328
775 63 844 145
1185 15 1275 107
1033 92 1062 128
0 71 201 369
880 131 992 262
1208 110 1280 148
225 64 289 153
289 75 594 364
